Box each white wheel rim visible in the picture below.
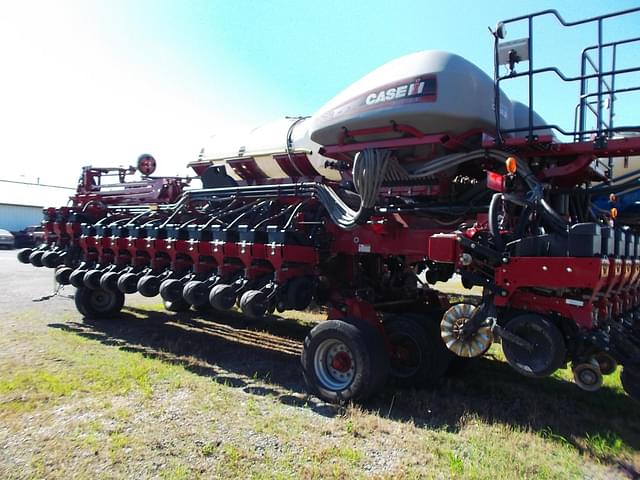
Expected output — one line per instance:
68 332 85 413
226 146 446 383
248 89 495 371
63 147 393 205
314 339 356 391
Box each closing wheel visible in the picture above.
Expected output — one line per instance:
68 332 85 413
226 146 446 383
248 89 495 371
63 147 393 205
137 275 161 297
501 314 566 378
209 284 237 311
74 286 124 319
83 269 104 289
41 250 61 268
572 361 603 392
301 319 389 404
117 272 139 294
385 315 451 387
100 271 120 292
621 367 640 401
160 278 184 303
183 280 210 306
17 248 33 264
29 250 45 267
69 268 89 288
192 302 212 312
592 352 617 375
163 298 191 312
240 290 268 319
55 266 73 285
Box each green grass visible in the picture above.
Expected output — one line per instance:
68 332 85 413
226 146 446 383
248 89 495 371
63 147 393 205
585 431 627 460
0 331 188 414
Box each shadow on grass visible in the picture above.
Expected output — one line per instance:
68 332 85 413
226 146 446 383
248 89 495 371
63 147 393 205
49 305 640 467
49 306 339 418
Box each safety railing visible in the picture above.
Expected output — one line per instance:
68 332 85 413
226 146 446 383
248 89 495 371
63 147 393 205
492 7 640 144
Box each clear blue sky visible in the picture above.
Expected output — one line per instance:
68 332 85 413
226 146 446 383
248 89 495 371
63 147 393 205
1 0 638 188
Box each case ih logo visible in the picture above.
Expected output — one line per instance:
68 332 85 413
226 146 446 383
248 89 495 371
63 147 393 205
364 77 436 105
324 75 437 121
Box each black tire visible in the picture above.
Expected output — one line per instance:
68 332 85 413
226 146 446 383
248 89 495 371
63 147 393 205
183 280 210 306
69 268 88 288
83 269 104 289
286 276 314 310
41 250 61 268
385 315 451 387
117 272 139 294
74 286 125 319
502 314 566 378
593 352 617 376
29 250 45 267
17 248 33 264
301 319 389 404
55 266 73 285
100 271 120 292
163 298 191 312
209 284 237 311
420 313 455 378
159 278 184 303
137 275 161 297
621 367 640 401
240 290 268 319
446 356 480 377
192 302 212 312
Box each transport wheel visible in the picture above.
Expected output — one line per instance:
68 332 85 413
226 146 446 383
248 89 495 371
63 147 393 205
183 280 209 306
621 367 640 401
239 290 268 319
117 272 139 294
69 268 89 288
29 250 45 267
286 276 314 310
160 279 184 303
83 269 104 289
423 316 456 378
74 286 124 319
385 314 451 387
41 250 61 268
163 298 191 312
54 266 73 285
502 314 566 378
137 275 161 297
100 271 120 292
301 319 389 404
17 248 33 264
209 284 237 311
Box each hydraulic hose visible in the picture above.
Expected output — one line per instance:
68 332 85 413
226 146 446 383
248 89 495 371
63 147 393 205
540 198 569 234
488 193 505 252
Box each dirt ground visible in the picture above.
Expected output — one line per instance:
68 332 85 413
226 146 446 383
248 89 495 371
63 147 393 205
0 249 639 479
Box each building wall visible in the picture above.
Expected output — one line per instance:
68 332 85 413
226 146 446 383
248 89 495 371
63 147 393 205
0 204 43 231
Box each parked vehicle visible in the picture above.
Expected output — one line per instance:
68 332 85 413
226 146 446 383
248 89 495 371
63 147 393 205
0 229 15 249
12 225 45 248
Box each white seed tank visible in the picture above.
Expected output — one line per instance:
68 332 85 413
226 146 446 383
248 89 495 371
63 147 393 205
194 50 516 181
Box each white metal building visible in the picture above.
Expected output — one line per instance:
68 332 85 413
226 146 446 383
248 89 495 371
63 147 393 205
0 180 72 232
